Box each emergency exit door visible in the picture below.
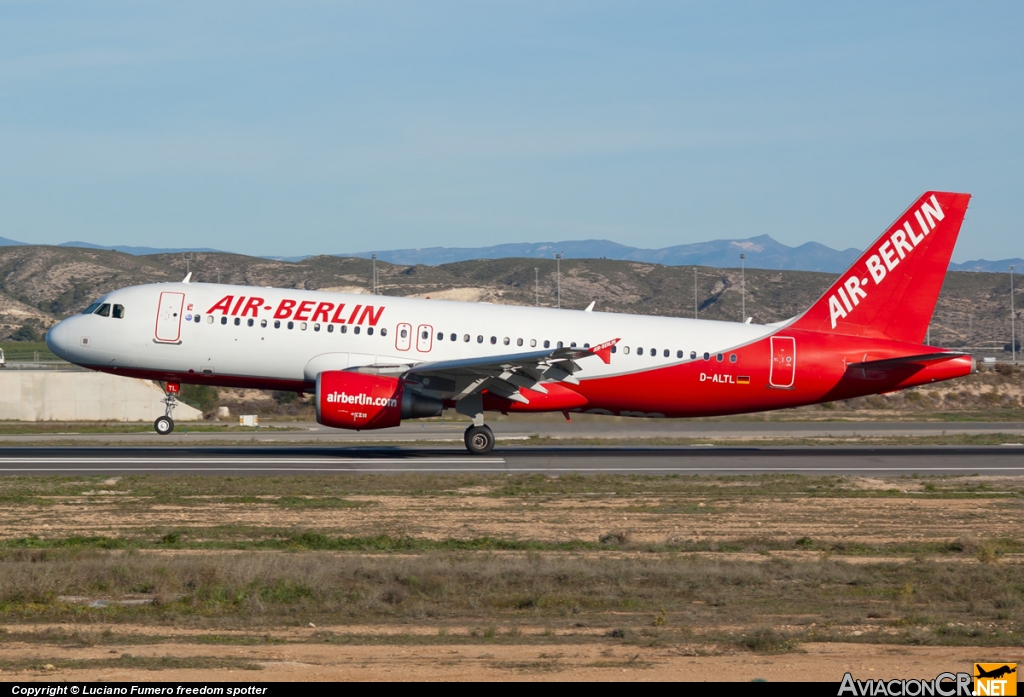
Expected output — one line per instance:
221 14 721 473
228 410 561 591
416 324 433 352
155 292 185 343
769 336 795 388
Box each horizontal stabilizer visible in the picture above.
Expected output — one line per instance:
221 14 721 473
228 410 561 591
849 352 971 371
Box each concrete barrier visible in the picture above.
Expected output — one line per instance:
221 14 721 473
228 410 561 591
0 371 203 421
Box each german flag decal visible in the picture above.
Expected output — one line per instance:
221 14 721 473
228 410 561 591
737 376 751 385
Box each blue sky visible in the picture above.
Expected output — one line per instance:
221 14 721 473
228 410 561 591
1 1 1022 261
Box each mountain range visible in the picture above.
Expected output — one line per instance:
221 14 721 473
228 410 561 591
1 234 1020 274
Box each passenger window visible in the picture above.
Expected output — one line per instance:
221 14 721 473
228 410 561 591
676 350 683 358
463 334 470 342
730 354 737 363
341 325 347 333
299 322 306 330
663 349 669 358
517 338 523 347
83 302 101 315
207 316 214 324
530 339 537 347
437 332 444 340
703 352 710 361
95 304 111 317
381 328 387 336
354 326 360 334
584 343 590 348
313 323 320 331
611 345 617 353
543 340 550 348
450 333 456 341
477 335 483 343
327 324 333 333
261 320 268 328
570 342 576 347
112 304 125 319
234 317 241 326
503 337 510 345
557 341 563 348
367 327 374 335
248 318 255 327
637 346 643 355
690 351 697 359
287 321 294 329
716 353 723 362
490 336 497 344
221 317 228 325
274 320 280 328
624 346 630 355
650 348 656 357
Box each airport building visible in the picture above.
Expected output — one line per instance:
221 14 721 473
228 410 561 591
0 370 202 421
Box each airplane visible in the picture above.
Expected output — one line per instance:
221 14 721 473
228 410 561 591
45 191 975 455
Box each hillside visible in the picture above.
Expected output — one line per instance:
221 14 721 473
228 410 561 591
0 245 1019 355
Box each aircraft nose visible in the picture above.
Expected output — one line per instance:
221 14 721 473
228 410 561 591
45 320 69 360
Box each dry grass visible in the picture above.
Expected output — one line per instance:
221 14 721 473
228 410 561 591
0 549 1020 648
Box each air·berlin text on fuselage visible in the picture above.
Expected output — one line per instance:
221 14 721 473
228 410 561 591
206 295 385 326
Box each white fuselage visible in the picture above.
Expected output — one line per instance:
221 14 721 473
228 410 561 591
48 281 771 390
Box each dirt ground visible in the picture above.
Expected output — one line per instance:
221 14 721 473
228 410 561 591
2 637 1014 682
3 484 1022 547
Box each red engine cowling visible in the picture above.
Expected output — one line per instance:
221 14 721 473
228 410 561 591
316 371 442 430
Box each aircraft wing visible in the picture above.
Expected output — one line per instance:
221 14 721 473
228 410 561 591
358 339 618 404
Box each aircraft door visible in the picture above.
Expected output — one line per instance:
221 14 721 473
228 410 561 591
416 324 433 352
155 292 185 343
769 336 795 388
395 323 412 351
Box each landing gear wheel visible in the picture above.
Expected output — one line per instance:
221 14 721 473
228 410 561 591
464 425 495 455
155 415 175 435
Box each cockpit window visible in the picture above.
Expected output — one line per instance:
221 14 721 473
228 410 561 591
94 303 111 317
83 302 101 315
112 304 125 319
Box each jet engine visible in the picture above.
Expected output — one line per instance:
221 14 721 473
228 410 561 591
316 370 443 430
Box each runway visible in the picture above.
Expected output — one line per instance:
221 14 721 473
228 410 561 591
1 418 1022 445
1 444 1023 476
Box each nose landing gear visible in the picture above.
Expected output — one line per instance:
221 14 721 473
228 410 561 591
155 381 180 435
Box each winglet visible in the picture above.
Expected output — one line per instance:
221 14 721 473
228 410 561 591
182 272 192 284
588 338 620 364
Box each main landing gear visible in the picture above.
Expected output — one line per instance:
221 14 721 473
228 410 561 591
464 424 495 455
456 394 494 455
155 381 180 436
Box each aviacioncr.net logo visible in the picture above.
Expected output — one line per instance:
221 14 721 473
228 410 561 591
839 672 972 696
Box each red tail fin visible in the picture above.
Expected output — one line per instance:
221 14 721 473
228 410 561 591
788 191 970 343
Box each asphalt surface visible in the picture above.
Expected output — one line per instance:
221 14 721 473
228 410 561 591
1 419 1022 445
1 445 1023 476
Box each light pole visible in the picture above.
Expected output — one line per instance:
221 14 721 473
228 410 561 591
740 253 746 322
534 268 539 307
555 253 562 309
1012 265 1016 363
216 267 221 284
693 267 698 319
372 254 377 295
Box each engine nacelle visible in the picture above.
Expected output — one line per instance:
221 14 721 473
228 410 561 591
316 371 442 430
